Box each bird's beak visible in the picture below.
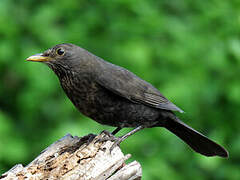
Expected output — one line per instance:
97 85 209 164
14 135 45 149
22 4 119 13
26 54 52 62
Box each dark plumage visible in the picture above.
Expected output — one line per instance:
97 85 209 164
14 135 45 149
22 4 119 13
27 43 228 157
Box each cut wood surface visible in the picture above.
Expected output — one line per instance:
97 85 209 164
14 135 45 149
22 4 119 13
0 132 142 180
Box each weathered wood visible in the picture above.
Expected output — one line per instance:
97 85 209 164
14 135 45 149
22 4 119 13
0 132 142 180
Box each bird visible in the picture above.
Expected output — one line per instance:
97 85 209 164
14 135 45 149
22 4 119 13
26 43 228 157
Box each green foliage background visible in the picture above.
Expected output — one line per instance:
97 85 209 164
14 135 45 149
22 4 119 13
0 0 240 179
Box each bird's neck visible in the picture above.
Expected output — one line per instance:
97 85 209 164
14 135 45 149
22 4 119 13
47 63 72 80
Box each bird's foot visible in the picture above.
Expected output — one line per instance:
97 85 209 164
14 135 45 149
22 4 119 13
109 136 125 152
96 130 123 152
97 126 144 153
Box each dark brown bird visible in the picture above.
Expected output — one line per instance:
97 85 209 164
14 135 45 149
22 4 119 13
27 43 228 157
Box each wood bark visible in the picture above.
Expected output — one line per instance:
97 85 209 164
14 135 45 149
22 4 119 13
0 132 142 180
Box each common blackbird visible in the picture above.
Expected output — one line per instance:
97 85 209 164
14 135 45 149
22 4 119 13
27 43 228 157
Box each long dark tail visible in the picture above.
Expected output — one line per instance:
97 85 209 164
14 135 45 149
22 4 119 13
164 117 228 157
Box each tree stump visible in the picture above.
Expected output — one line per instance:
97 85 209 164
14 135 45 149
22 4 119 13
0 131 142 180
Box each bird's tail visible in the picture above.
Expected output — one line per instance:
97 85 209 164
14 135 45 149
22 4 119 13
163 117 228 157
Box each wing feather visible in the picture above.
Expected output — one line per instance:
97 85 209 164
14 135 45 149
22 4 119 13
95 60 184 113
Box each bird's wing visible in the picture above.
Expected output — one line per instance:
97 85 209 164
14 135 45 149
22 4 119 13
96 62 184 113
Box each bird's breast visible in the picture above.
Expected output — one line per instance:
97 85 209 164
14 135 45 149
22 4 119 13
60 73 101 116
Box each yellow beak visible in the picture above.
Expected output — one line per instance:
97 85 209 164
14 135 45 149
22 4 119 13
26 54 52 62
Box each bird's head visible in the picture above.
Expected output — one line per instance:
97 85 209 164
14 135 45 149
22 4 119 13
27 43 79 62
26 43 93 76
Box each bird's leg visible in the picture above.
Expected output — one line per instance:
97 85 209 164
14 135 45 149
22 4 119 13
99 127 121 138
110 126 144 152
97 126 144 152
111 127 122 135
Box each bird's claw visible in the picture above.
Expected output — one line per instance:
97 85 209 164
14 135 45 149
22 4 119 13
96 130 123 153
109 138 122 152
95 130 116 144
96 135 118 143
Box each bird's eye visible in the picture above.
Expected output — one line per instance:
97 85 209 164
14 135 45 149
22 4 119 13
56 48 65 56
